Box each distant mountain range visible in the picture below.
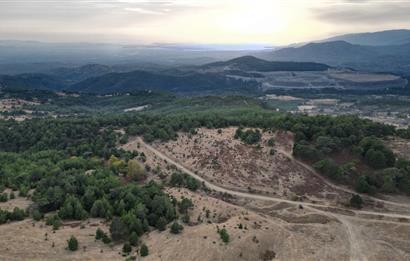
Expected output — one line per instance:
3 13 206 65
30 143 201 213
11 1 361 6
322 29 410 46
0 40 254 75
2 29 410 94
262 33 410 75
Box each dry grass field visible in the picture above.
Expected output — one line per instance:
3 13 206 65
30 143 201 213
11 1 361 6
150 128 343 204
0 218 125 261
143 188 351 261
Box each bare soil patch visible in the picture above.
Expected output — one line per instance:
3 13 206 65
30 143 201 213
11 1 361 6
152 128 339 203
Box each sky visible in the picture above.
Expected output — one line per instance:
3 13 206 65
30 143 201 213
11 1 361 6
1 0 410 45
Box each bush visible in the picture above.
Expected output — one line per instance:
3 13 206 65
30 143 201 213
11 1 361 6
67 236 78 251
350 195 363 209
218 228 230 243
46 214 61 226
95 228 105 240
170 221 183 234
169 172 200 191
140 244 149 257
127 160 146 181
178 198 193 214
155 216 168 231
102 234 112 244
90 199 112 219
58 196 88 220
355 175 376 195
110 217 129 241
10 207 25 221
129 232 139 246
293 144 321 162
52 219 61 230
235 128 262 144
123 242 132 254
0 193 8 202
32 209 43 221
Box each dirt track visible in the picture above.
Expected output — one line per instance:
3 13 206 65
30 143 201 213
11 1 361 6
119 136 410 261
137 137 410 221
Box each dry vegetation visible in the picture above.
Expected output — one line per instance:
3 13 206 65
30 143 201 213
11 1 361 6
152 128 343 204
0 219 124 261
143 188 350 261
385 137 410 160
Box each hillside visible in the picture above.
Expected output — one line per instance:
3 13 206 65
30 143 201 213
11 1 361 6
0 74 65 91
202 56 330 72
266 41 410 74
70 70 260 94
49 64 113 84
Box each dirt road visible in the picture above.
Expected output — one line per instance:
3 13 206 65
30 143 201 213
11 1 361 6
133 137 410 261
137 138 410 221
276 147 410 209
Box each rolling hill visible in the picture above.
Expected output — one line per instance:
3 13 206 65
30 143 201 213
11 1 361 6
0 74 66 91
69 70 260 94
202 56 330 72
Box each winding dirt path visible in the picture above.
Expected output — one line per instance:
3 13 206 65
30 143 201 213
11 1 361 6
133 137 410 261
137 138 410 221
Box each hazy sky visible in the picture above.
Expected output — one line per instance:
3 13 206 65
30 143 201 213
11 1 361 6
1 0 410 44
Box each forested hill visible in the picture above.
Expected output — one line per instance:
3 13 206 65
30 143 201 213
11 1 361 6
69 70 260 94
202 56 330 72
265 41 410 74
0 74 66 91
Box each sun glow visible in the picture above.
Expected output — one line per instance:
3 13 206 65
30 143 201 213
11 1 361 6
221 0 287 35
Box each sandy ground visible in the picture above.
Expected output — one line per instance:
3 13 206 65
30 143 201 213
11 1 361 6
0 195 32 212
143 188 410 261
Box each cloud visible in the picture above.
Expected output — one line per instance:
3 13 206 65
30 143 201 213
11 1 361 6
312 1 410 24
124 7 164 15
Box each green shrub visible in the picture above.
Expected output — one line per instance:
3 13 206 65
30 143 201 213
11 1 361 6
67 236 78 251
170 221 183 234
95 228 105 240
218 228 230 243
123 242 132 254
140 244 149 257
